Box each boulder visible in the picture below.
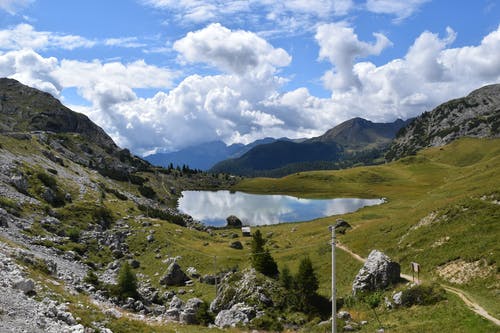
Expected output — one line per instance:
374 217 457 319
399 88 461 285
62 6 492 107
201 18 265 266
13 278 36 295
226 215 242 228
10 174 28 194
128 259 140 269
160 262 189 286
186 267 200 278
337 310 351 320
335 219 352 234
229 241 243 250
214 303 256 328
210 269 278 314
352 250 400 296
392 291 403 306
180 298 204 325
200 274 217 285
0 208 12 227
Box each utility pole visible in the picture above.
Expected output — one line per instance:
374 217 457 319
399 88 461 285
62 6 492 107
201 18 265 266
214 255 218 296
329 225 337 333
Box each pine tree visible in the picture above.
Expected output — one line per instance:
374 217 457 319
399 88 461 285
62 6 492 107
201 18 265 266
117 261 138 300
295 257 319 312
251 230 278 277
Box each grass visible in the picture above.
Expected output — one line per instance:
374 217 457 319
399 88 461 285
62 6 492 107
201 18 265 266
2 134 499 332
231 138 500 329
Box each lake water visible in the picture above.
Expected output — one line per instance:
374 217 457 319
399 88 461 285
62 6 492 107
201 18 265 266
178 190 384 227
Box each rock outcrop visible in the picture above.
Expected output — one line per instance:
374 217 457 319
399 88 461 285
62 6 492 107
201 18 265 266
226 215 242 228
352 250 400 295
160 262 189 286
387 84 500 160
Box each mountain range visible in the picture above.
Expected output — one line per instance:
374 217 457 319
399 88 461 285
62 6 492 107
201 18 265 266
210 117 410 177
0 78 499 332
144 137 277 170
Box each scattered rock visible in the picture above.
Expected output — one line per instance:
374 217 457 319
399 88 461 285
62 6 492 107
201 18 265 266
186 267 200 278
393 291 403 306
352 250 400 296
343 324 355 332
337 310 351 320
146 234 155 243
13 278 36 295
226 215 242 228
9 174 28 194
214 303 256 328
160 262 189 286
128 259 140 269
0 208 12 227
229 241 243 250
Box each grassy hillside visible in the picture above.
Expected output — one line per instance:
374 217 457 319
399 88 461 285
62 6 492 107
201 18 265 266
1 133 498 332
235 138 500 330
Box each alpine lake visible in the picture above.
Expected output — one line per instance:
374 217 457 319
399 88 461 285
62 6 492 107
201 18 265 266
178 190 385 227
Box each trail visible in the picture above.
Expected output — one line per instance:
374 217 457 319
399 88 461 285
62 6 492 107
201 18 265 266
336 242 500 327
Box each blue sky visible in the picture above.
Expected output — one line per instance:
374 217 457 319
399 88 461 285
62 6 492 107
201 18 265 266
0 0 499 155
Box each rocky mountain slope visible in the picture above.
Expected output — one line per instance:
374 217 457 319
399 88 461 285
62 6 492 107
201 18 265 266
211 118 408 177
386 84 500 160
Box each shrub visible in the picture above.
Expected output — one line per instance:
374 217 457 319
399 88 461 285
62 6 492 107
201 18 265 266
401 284 446 307
195 302 214 325
250 313 284 331
138 185 156 199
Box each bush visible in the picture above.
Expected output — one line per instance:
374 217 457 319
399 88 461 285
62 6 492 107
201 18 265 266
401 284 446 307
195 302 214 325
138 185 156 199
250 313 284 331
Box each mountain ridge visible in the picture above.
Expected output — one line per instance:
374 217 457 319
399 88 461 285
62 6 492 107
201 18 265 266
211 118 409 177
386 84 500 160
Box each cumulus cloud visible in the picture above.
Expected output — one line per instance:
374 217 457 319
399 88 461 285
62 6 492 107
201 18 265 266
0 23 95 51
173 23 291 78
316 22 392 91
2 22 500 157
0 0 34 14
366 0 430 22
316 24 500 121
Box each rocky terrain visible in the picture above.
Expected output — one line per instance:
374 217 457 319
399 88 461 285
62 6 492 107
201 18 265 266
386 84 500 160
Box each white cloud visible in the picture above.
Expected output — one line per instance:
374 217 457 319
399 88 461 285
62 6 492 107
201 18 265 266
143 0 354 35
316 24 500 122
316 22 392 91
2 22 500 157
104 37 146 48
173 23 291 79
0 0 33 14
0 24 95 51
0 49 60 96
366 0 430 22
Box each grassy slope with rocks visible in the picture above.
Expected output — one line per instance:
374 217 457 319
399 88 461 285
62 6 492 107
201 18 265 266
1 134 498 332
235 137 499 332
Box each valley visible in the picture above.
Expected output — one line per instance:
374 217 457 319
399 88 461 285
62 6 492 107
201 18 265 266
0 79 499 332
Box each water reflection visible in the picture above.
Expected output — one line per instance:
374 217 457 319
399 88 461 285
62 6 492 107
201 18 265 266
178 190 384 227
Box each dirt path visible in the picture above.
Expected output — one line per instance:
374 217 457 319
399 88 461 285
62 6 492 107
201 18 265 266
336 242 500 327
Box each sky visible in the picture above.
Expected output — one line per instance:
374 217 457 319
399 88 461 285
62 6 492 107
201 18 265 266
0 0 499 156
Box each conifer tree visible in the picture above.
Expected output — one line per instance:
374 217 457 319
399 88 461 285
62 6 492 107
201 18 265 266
251 230 278 277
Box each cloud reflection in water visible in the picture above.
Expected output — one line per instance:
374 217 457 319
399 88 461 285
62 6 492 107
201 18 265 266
178 191 384 227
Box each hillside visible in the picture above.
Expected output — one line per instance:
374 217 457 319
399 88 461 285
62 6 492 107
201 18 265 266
211 118 408 177
386 84 500 160
235 137 500 331
1 79 499 333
